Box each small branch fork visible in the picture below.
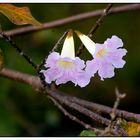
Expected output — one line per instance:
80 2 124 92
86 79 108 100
110 88 126 121
0 4 140 136
100 88 127 136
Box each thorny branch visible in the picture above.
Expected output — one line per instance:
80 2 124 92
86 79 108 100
0 4 140 38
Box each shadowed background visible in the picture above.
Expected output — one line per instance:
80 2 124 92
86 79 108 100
0 3 139 136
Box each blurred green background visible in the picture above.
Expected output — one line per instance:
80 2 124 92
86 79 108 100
0 3 140 136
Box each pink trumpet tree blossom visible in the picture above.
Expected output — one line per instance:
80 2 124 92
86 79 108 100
41 31 90 87
76 31 127 81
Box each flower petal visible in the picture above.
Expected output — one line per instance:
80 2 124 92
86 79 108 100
76 71 91 87
75 30 96 55
85 60 98 77
44 52 60 68
98 61 115 80
75 57 85 69
41 67 62 83
61 30 75 59
107 48 127 68
105 35 123 49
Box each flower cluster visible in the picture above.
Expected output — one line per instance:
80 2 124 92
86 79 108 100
41 30 127 87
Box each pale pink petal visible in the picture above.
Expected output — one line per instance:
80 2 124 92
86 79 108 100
56 70 76 85
98 61 115 80
85 60 99 77
44 52 60 68
41 68 62 83
107 48 127 68
109 48 127 57
56 76 69 85
41 70 52 84
105 35 123 49
76 71 91 87
75 57 85 69
106 57 126 68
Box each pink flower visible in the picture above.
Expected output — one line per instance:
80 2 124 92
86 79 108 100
76 31 127 81
41 31 90 87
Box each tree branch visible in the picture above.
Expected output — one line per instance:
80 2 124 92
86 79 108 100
0 68 43 91
1 4 140 37
0 68 139 123
48 95 99 132
47 89 110 126
65 95 140 123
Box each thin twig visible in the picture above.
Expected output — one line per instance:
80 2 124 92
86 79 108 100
1 4 140 37
48 95 99 132
110 88 126 121
38 30 68 70
100 89 127 136
51 30 68 52
76 4 113 56
89 4 113 37
0 32 37 70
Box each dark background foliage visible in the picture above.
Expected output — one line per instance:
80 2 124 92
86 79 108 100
0 3 140 136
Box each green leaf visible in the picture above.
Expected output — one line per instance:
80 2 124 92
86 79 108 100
80 130 96 136
0 49 4 71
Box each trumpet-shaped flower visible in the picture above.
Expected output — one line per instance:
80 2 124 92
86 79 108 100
76 31 127 80
41 31 90 87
